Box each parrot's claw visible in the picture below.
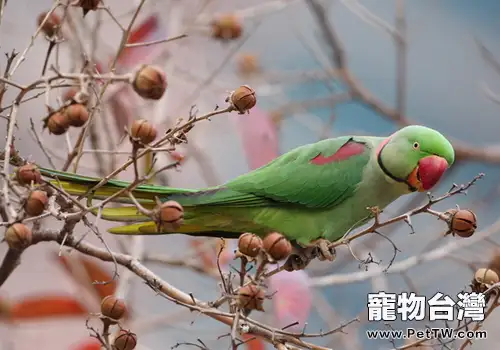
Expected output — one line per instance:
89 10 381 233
284 239 336 271
311 238 336 262
284 253 310 271
284 243 317 271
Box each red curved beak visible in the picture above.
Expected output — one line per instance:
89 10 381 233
408 155 449 192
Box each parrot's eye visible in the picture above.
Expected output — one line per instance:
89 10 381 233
413 142 420 150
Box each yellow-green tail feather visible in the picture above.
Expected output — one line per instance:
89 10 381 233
39 167 252 239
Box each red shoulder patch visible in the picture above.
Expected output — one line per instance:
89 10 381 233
310 139 366 165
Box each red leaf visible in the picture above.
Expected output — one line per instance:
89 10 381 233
242 334 266 350
55 253 116 300
71 338 101 350
8 295 87 321
117 15 161 68
128 16 159 45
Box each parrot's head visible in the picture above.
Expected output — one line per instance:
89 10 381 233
377 125 455 192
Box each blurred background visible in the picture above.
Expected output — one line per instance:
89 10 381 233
2 0 500 349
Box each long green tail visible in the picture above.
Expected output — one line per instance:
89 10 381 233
39 167 196 203
39 167 244 238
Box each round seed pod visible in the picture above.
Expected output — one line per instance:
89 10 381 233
24 190 48 216
132 65 167 100
130 119 157 145
100 295 126 322
113 329 137 350
46 111 70 135
4 223 32 250
211 14 242 40
16 164 42 185
37 12 60 38
230 85 256 113
65 103 89 127
237 54 260 76
237 285 265 311
474 268 499 286
263 232 292 261
157 201 184 230
77 0 101 16
450 209 477 237
238 233 263 258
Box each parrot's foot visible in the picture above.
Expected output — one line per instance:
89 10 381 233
284 239 336 271
284 248 315 271
310 238 336 262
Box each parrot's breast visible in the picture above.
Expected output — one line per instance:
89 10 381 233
318 153 411 242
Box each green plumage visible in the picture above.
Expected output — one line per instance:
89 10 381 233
38 125 455 245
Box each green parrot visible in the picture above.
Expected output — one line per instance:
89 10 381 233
39 125 454 265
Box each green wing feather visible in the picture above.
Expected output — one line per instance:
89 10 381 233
204 136 372 208
163 136 372 211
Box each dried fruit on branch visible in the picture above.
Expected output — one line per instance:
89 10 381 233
472 267 499 294
4 223 32 250
65 103 89 127
154 200 184 231
130 119 157 145
237 54 260 76
77 0 101 16
37 12 60 38
132 65 167 100
263 232 292 261
474 268 499 287
45 111 70 135
16 164 42 185
238 285 265 311
230 85 257 113
448 209 477 237
100 295 126 322
113 329 137 350
211 14 242 40
24 190 48 216
237 232 263 258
